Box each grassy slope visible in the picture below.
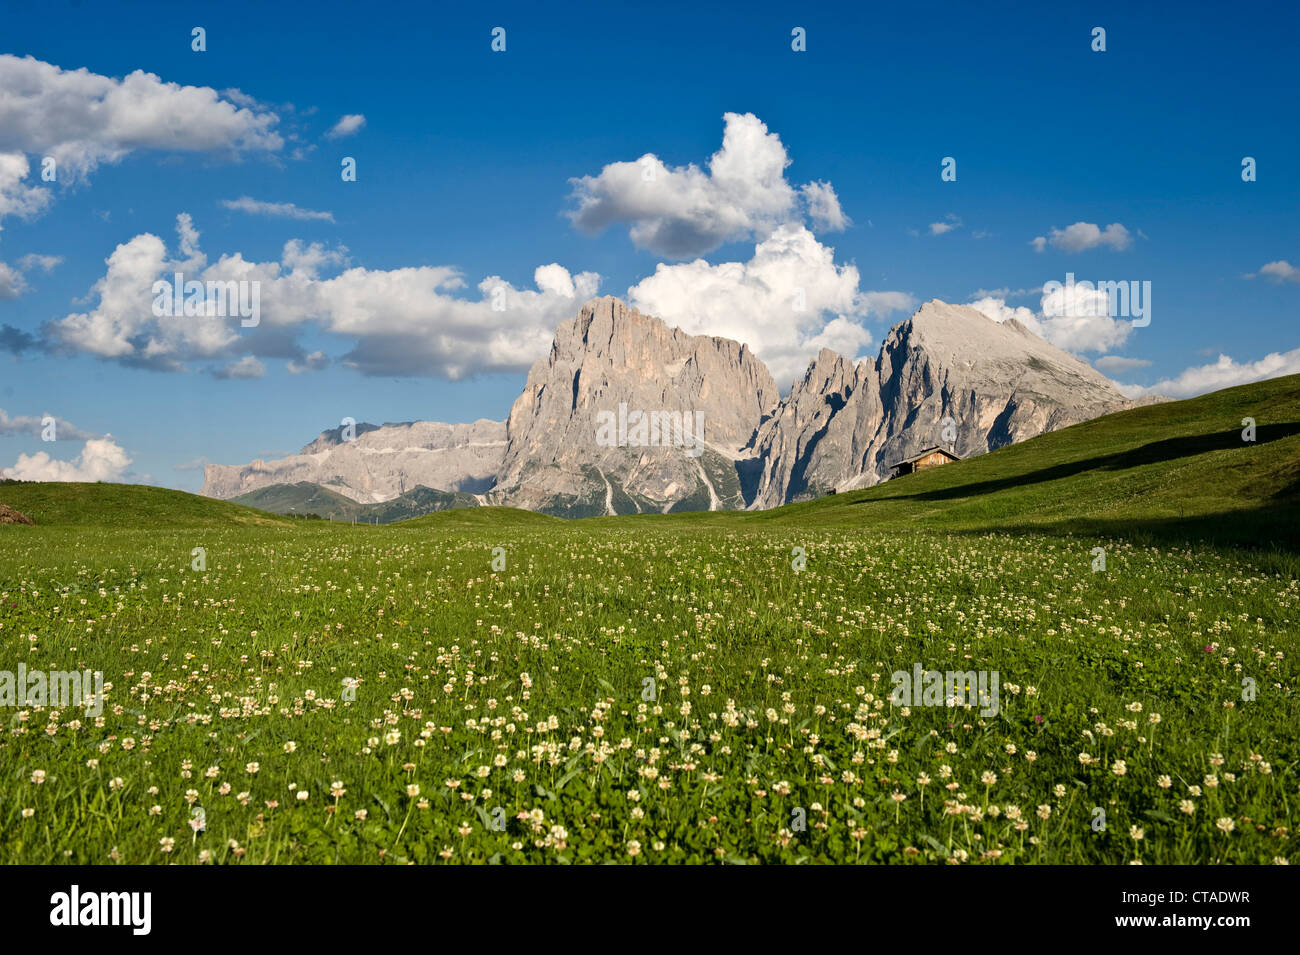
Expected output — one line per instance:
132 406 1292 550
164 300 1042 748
0 481 556 532
800 372 1300 542
365 486 481 523
231 482 361 519
616 373 1300 553
0 481 290 528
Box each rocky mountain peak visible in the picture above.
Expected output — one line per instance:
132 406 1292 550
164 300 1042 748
300 421 382 454
203 296 1136 518
745 297 1134 507
798 348 857 391
491 296 781 515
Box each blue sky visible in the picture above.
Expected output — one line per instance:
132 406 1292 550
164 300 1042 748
1 0 1298 490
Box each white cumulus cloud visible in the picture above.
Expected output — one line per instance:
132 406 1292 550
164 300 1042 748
1114 349 1300 399
325 114 366 139
0 54 282 181
2 437 132 482
627 223 910 385
43 215 603 379
17 253 62 272
567 112 848 258
0 152 52 228
1031 221 1133 253
928 214 962 236
0 260 25 299
968 283 1134 354
0 55 281 233
1247 260 1300 283
801 181 851 232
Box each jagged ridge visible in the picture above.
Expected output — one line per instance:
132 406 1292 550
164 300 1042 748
202 297 1136 516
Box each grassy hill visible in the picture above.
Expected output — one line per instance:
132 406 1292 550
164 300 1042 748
0 480 289 528
366 485 481 522
0 480 552 531
231 481 360 519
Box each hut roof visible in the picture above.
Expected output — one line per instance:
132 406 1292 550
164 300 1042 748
890 446 959 469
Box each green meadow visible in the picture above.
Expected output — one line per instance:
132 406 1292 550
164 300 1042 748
1 376 1297 864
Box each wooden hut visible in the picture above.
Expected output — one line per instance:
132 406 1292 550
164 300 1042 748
888 446 959 478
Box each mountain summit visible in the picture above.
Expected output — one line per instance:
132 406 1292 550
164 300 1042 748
746 299 1134 506
201 297 1136 516
489 296 779 515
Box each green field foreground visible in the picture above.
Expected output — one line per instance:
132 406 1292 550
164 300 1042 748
0 376 1297 864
